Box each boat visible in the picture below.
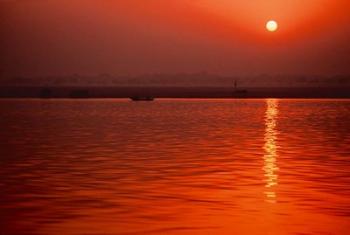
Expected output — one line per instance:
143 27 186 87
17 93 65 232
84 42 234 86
70 89 91 98
130 96 155 101
233 80 248 95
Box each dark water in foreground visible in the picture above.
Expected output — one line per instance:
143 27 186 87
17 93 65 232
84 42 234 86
1 99 350 235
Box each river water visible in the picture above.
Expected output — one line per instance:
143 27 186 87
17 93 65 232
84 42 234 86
1 99 349 235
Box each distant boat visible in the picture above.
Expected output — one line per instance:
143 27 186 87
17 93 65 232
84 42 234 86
70 90 90 98
130 96 155 101
233 80 248 95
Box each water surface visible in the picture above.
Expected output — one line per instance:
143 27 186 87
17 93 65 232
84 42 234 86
1 99 350 234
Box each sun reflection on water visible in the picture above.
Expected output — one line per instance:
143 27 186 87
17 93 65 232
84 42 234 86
263 99 279 203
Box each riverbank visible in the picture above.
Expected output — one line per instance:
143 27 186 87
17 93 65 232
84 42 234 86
0 86 349 98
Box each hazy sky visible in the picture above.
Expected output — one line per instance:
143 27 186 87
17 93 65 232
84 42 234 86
1 0 350 77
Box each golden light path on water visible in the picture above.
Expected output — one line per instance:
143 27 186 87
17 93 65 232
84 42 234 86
263 99 279 203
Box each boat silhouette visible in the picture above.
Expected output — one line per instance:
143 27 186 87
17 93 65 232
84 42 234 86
233 80 248 95
130 96 155 101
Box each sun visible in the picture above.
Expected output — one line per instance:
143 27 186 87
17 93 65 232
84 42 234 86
266 20 278 32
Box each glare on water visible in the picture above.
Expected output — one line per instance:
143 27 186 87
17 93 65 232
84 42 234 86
264 99 279 203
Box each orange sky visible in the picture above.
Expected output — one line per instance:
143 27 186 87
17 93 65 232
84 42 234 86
1 0 350 77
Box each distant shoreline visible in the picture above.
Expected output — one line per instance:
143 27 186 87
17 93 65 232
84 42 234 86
0 86 349 99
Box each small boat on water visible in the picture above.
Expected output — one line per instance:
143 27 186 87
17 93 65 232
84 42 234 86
233 80 248 95
130 96 155 101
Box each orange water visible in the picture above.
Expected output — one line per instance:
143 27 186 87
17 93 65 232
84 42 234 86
1 99 349 234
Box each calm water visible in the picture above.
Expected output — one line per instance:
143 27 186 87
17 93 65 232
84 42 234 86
1 99 350 235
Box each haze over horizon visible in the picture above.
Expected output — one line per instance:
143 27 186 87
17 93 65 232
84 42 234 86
1 0 350 79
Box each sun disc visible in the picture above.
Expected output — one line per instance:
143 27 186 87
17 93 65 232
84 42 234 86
266 20 278 32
